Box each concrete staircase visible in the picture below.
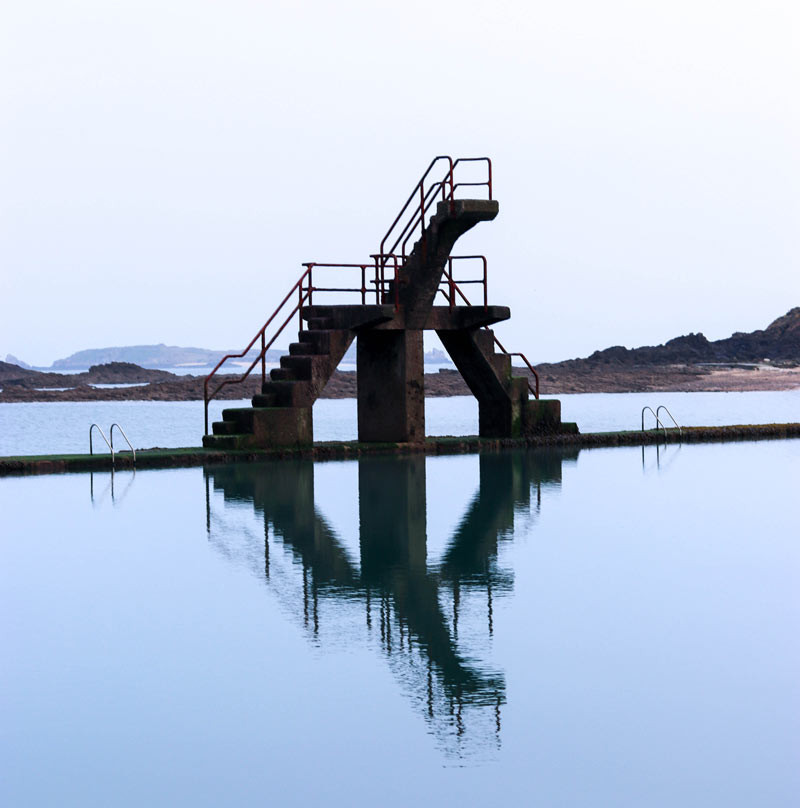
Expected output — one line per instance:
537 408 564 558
202 157 573 449
203 198 502 450
203 306 393 450
203 321 348 450
388 199 499 327
437 326 572 438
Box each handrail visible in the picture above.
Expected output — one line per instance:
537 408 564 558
641 406 668 440
204 158 496 433
379 156 453 263
492 338 540 400
440 256 488 310
377 156 492 276
203 262 398 433
110 423 136 464
204 270 312 434
393 180 447 260
369 253 402 308
656 405 682 437
436 257 539 399
452 157 492 199
89 424 113 464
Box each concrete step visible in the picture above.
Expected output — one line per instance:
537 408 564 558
280 355 314 379
490 352 511 379
508 375 530 401
211 420 237 435
288 341 321 356
298 329 334 353
221 407 254 431
270 367 296 382
202 433 248 450
473 328 496 353
221 406 281 433
306 317 334 330
256 381 311 407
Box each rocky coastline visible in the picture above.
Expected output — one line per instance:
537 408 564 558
1 358 798 403
3 307 798 402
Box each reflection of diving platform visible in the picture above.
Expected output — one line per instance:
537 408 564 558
203 157 572 449
204 448 578 754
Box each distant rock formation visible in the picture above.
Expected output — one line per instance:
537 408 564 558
4 354 31 369
577 307 799 366
4 308 797 402
49 343 282 370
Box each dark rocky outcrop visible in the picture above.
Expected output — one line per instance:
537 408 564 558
573 307 799 366
2 308 798 402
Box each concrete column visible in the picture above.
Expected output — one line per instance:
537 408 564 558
357 330 425 443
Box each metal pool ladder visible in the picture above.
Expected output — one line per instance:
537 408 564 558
641 406 682 440
89 423 136 466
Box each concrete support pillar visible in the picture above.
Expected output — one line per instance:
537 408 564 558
357 330 425 443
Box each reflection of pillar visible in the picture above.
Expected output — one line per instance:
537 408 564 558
357 330 425 443
358 456 427 577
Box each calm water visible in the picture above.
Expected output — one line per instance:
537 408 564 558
2 441 798 806
0 390 798 456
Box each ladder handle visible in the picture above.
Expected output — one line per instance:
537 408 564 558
641 407 668 440
89 424 114 465
656 405 682 437
110 424 136 465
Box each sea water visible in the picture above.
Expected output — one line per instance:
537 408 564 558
0 390 798 456
1 441 798 806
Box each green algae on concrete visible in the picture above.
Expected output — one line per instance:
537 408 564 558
1 423 799 477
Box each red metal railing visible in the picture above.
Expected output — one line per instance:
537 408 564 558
439 255 488 310
203 262 399 434
204 157 501 432
492 341 540 400
437 257 539 399
377 156 492 278
204 267 311 434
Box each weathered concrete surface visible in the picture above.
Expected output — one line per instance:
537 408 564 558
396 200 499 328
205 407 312 449
438 327 528 437
523 399 565 435
422 305 510 331
357 329 425 443
300 305 395 332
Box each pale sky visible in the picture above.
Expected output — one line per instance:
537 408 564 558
1 0 798 366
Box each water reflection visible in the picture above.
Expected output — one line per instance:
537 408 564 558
641 441 682 473
89 468 136 507
205 449 577 756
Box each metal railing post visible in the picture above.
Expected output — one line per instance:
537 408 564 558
448 258 455 308
89 424 114 465
110 423 136 465
261 331 266 386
